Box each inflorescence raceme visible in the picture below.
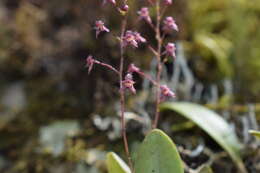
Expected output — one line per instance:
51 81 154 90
85 1 179 169
87 0 178 102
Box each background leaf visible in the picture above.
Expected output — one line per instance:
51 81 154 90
249 130 260 139
135 129 184 173
106 152 131 173
160 102 246 173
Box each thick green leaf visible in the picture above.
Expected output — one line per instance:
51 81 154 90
249 130 260 139
160 102 246 173
135 129 184 173
106 152 131 173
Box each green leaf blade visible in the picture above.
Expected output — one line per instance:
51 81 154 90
249 130 260 139
135 129 184 173
106 152 131 173
160 102 246 173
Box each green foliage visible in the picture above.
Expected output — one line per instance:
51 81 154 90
106 130 184 173
134 129 184 173
160 102 246 173
106 152 131 173
249 130 260 139
194 33 233 77
188 0 260 99
187 0 233 79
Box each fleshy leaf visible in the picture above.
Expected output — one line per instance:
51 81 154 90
160 102 246 173
135 129 184 173
106 152 131 173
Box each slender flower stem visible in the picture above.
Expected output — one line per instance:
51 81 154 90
136 70 158 86
119 16 134 172
152 0 163 129
94 60 120 75
161 6 168 18
148 45 158 56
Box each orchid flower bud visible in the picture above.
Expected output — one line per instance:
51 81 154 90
133 32 146 43
85 55 95 74
137 7 152 24
102 0 116 6
121 4 129 12
162 16 178 33
163 43 176 59
123 31 146 48
160 85 175 101
94 20 110 38
128 64 140 73
122 73 136 94
164 0 172 5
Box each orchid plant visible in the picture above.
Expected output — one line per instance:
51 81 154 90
86 0 183 173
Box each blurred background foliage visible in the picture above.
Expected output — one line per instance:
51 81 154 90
0 0 260 173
